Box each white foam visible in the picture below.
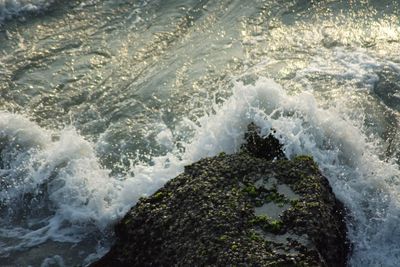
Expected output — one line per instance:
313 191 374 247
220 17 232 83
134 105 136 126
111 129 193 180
1 77 399 266
129 77 400 266
0 0 53 22
0 112 120 255
155 125 174 150
195 78 400 267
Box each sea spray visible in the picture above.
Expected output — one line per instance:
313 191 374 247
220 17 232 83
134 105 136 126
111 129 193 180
93 76 400 265
0 77 399 266
0 112 117 260
125 77 400 266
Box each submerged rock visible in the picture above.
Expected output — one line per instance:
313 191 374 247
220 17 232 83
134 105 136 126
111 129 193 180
91 124 349 267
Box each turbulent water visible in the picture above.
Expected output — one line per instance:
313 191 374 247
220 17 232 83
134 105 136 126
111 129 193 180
0 0 399 266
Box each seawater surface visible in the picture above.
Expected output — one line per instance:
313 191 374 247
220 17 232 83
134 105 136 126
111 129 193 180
0 0 399 266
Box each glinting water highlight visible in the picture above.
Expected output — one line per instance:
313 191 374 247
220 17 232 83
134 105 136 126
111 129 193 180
0 1 399 266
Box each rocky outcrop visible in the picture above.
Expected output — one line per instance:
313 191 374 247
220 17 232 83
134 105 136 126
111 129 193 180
91 124 349 267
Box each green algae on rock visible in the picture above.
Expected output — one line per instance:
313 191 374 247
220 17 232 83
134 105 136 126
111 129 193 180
91 124 349 267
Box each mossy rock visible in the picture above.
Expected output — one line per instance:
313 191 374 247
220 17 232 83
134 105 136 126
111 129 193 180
91 125 349 267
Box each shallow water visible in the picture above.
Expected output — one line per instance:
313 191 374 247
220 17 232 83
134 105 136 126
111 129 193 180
0 0 399 266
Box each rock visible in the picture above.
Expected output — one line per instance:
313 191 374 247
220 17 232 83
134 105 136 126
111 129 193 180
241 123 286 160
91 125 349 267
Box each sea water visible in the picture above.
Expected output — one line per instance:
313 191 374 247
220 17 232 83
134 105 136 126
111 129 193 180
0 0 399 266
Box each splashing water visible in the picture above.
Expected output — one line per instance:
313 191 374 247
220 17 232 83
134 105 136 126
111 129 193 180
0 0 399 266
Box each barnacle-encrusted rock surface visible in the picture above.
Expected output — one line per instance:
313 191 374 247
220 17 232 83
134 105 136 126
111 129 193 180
91 124 349 267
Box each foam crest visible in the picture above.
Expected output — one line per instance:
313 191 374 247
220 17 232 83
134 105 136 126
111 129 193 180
0 113 120 255
0 0 53 22
0 77 399 265
210 78 400 266
136 77 400 266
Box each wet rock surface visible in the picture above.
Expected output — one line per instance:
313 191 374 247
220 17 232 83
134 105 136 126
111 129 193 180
91 124 349 267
